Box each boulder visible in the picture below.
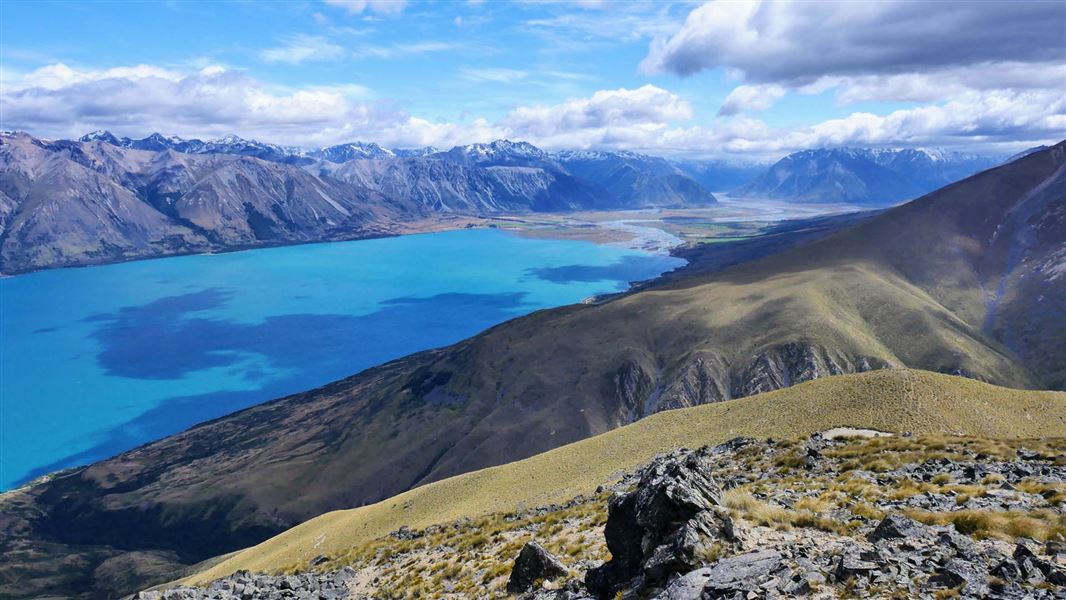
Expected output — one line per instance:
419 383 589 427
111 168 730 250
508 541 569 593
653 551 782 600
585 448 734 598
866 514 930 542
928 558 988 595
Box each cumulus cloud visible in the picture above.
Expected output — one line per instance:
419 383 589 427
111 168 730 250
260 35 345 64
1 64 417 147
322 0 406 15
718 84 785 116
642 0 1066 83
501 85 692 143
2 62 1061 158
644 0 1066 138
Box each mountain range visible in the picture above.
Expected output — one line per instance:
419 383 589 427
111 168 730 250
0 133 725 274
3 141 1062 599
735 147 1005 205
2 130 1023 273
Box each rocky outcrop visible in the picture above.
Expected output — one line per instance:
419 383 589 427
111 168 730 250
612 346 888 421
134 569 357 600
584 449 735 598
731 343 884 397
611 359 656 423
508 542 569 593
138 435 1066 600
653 354 730 411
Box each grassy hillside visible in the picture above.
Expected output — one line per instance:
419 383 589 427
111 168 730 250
188 369 1066 581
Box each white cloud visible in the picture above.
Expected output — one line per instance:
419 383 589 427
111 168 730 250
322 0 406 15
460 68 528 84
718 84 785 116
8 63 183 91
642 0 1066 83
2 63 1061 158
826 62 1066 104
260 35 344 64
637 0 1066 155
351 41 458 60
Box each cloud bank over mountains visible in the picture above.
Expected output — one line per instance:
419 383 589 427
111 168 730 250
1 0 1062 158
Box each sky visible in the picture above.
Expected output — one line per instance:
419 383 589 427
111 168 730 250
1 0 1064 160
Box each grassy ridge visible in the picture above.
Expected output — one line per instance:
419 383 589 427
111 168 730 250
188 369 1066 582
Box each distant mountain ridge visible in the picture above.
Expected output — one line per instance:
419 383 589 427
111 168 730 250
2 131 1031 273
75 132 716 208
0 132 718 273
735 146 1005 205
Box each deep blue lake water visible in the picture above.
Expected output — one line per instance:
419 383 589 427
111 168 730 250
0 229 683 489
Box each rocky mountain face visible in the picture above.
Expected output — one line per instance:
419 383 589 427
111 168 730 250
0 133 400 273
2 144 1062 599
735 147 1004 205
317 157 606 213
1 133 720 272
134 434 1066 599
553 151 718 208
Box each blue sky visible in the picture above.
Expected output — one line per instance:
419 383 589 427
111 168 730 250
2 1 1063 159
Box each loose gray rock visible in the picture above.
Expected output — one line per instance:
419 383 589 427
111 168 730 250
866 514 929 542
653 551 782 600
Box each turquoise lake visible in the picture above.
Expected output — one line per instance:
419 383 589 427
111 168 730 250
0 229 683 489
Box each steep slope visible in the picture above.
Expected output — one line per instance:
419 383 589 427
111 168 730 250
434 141 717 209
318 157 604 213
736 147 1002 205
2 143 1063 599
0 134 402 273
0 134 210 271
182 369 1066 582
554 150 718 208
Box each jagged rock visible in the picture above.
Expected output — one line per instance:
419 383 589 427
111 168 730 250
654 355 730 412
508 542 569 593
643 510 733 581
928 558 989 595
1014 542 1066 585
866 514 930 542
585 449 733 598
613 360 655 423
653 551 783 599
834 553 878 580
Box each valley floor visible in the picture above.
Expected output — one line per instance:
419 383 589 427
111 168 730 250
395 198 864 256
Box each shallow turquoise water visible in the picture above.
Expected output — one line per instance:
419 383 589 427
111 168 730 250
0 229 682 489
